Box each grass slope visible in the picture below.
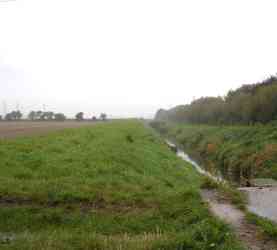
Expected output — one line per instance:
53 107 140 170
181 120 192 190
151 122 277 183
246 213 277 241
0 121 243 249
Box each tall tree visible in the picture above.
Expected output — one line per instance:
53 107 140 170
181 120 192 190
54 113 66 121
28 111 36 121
154 76 277 125
5 113 14 121
15 110 22 120
36 111 43 120
100 113 107 121
75 112 84 121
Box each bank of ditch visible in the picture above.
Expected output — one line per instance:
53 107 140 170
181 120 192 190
150 121 277 248
150 121 277 185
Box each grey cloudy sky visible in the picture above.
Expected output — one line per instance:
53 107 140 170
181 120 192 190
1 0 277 118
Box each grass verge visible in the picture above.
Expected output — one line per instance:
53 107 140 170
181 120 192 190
0 120 245 249
246 212 277 241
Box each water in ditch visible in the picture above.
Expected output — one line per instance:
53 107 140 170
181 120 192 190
167 140 277 223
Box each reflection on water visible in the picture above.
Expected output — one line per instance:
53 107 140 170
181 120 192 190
166 140 277 223
239 187 277 223
166 140 224 183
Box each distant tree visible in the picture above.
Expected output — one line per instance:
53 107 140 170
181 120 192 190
100 113 107 121
40 112 47 120
28 111 36 121
5 113 13 121
40 112 54 121
47 112 55 120
75 112 84 121
10 111 16 120
15 110 22 120
0 115 2 121
54 113 66 121
155 109 169 121
154 75 277 125
36 111 43 120
48 112 55 120
5 110 22 121
92 116 97 121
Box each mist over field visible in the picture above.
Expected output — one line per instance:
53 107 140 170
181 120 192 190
1 0 277 118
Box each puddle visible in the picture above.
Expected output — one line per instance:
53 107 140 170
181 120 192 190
239 187 277 223
201 189 244 227
201 189 277 250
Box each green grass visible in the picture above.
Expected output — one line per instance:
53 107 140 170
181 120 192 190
0 120 244 249
200 177 247 210
150 121 277 183
246 213 277 241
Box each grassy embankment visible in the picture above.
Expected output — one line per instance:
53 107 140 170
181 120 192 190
151 121 277 241
151 122 277 184
246 213 277 241
0 120 244 250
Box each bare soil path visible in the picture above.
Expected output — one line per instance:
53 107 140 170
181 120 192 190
201 189 277 250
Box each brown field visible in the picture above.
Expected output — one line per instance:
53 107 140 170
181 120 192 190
0 121 99 139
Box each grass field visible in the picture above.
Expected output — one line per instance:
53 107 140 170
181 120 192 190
0 120 244 250
150 121 277 184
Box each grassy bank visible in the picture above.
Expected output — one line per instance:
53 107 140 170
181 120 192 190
0 120 244 249
246 213 277 241
150 121 277 184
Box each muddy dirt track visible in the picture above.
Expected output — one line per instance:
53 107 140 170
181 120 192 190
0 121 99 139
201 189 277 250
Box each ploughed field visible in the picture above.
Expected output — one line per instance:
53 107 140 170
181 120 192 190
0 120 244 250
0 121 100 139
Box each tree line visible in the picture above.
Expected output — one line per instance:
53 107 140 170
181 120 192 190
155 76 277 125
0 110 107 122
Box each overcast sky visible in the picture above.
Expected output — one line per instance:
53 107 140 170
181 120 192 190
1 0 277 118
